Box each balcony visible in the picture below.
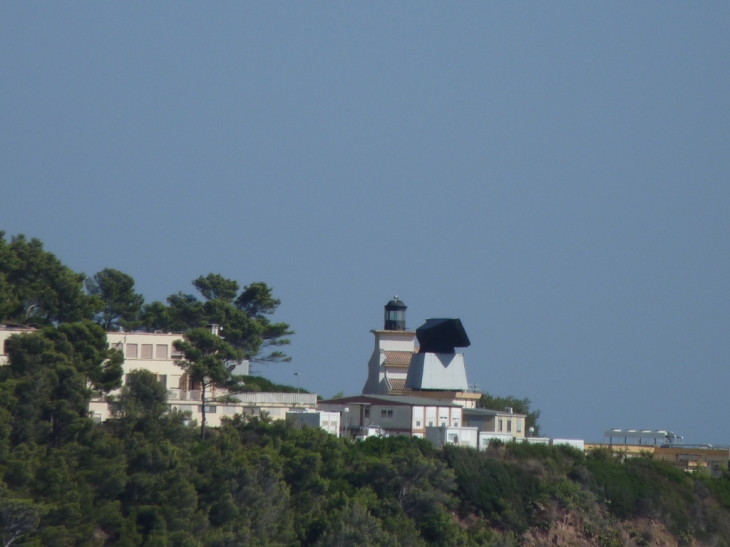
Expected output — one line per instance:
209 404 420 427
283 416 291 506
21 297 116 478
167 388 201 401
232 392 318 406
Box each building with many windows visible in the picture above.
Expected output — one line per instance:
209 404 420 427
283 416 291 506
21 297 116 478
1 325 317 428
97 330 317 425
317 394 464 439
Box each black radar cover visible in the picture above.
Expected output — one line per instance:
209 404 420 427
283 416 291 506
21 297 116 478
415 318 471 354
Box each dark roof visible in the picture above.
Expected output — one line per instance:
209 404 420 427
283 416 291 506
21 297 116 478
416 318 470 353
464 407 527 418
385 298 407 310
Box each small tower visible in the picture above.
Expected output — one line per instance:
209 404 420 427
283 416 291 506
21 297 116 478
362 297 417 395
384 296 407 331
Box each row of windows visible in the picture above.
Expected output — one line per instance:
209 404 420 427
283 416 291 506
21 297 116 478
497 419 522 433
372 408 460 429
112 342 182 360
171 405 217 413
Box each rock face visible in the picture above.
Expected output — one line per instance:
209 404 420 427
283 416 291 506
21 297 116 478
521 508 699 547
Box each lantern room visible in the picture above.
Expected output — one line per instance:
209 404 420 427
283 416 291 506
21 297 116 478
384 296 407 331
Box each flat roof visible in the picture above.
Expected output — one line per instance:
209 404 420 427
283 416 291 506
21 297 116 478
463 407 527 418
319 394 461 407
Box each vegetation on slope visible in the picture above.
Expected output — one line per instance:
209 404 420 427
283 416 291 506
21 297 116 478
3 232 730 546
3 339 730 546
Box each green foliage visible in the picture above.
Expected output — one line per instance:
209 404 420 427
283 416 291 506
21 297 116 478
0 321 122 447
0 233 99 326
444 444 547 534
239 375 310 394
85 268 144 331
140 274 293 364
4 233 730 546
479 393 541 436
173 329 244 439
108 369 169 428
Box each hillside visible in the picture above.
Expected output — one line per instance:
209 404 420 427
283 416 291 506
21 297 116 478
2 358 730 546
1 234 730 546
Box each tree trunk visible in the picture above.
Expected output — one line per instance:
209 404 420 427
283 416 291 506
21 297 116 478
200 383 206 440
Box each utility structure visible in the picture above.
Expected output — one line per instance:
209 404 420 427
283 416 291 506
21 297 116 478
404 318 470 391
361 297 481 408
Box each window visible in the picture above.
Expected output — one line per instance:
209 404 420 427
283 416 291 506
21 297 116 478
364 408 370 418
428 421 434 427
126 344 138 359
517 421 522 433
507 420 512 433
155 344 168 359
175 405 195 413
111 341 123 352
171 345 183 359
141 344 153 359
416 421 421 427
157 375 167 389
453 421 459 427
498 419 503 432
200 405 217 413
380 409 393 418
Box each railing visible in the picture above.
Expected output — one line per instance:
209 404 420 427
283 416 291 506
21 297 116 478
232 392 318 405
167 389 201 401
166 389 316 406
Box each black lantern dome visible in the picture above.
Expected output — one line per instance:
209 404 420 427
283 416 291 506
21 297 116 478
384 296 407 331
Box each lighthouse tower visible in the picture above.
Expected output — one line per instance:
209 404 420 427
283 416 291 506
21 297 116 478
362 297 417 395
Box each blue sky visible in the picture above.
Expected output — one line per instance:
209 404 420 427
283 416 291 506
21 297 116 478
2 3 728 443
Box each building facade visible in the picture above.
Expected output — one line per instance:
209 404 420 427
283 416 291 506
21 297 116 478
1 325 317 428
361 299 481 408
318 394 463 439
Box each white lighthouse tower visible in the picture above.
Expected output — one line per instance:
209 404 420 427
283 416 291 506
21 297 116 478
362 297 417 395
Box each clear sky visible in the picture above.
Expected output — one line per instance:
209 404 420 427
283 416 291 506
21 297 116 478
2 3 728 444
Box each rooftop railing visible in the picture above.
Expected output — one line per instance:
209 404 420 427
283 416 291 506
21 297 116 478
165 389 317 406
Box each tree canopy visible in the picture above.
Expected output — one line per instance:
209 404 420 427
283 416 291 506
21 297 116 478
0 233 99 326
85 269 144 331
1 233 293 367
141 273 293 363
173 328 244 439
0 232 729 546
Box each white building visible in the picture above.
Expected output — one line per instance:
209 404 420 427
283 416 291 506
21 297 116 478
287 410 341 437
426 426 479 449
462 407 527 440
99 331 317 425
361 296 417 395
361 299 481 408
0 324 35 364
318 394 463 439
1 325 317 427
